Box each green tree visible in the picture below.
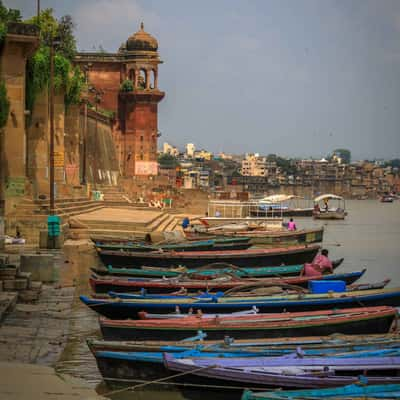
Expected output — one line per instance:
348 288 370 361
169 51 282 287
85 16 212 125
25 9 83 115
158 153 180 169
120 79 134 92
0 1 22 44
332 148 351 164
57 15 77 61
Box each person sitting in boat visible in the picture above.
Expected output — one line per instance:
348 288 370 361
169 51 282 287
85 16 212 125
323 198 329 211
288 218 297 231
301 249 333 277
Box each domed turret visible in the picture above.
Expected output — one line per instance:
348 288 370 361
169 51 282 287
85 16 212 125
126 22 158 52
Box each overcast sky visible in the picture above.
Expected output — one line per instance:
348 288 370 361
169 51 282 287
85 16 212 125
7 0 400 160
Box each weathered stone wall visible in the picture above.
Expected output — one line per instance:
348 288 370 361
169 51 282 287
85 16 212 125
26 90 66 198
86 63 121 111
82 113 119 185
64 105 80 186
0 29 38 215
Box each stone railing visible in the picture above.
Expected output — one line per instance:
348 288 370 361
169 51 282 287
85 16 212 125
7 22 39 37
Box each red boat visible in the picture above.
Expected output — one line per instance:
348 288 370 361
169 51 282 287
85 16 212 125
89 269 365 294
99 306 397 341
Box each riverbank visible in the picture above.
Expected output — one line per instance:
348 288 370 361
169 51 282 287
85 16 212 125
0 239 104 399
0 362 105 399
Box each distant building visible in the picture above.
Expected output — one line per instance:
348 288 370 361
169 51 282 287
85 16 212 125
163 142 179 157
194 149 213 160
186 143 195 158
241 153 268 176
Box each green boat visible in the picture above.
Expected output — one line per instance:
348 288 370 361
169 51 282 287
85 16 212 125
242 383 400 400
94 237 251 252
91 258 343 279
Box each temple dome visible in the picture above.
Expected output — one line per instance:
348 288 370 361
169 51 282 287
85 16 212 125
126 22 158 52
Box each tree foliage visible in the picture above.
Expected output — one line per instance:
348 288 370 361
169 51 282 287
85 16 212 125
158 153 180 169
25 9 82 116
332 148 351 164
385 159 400 169
0 1 22 44
120 79 134 92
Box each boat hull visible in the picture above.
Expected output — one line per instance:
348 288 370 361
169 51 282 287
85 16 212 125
97 245 320 268
164 354 400 389
99 311 395 341
313 211 346 220
89 270 363 294
80 288 400 320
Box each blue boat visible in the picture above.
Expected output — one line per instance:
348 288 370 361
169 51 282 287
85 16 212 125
93 349 400 384
242 383 400 399
80 286 400 319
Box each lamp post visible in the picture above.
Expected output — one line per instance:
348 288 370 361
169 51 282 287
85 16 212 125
49 39 56 215
81 63 92 185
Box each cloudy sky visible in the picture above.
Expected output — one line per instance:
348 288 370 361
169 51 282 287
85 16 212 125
7 0 400 160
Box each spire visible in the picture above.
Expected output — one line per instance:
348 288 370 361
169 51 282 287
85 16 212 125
140 22 144 31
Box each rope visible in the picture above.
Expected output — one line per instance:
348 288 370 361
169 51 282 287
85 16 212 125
102 364 217 396
101 375 274 392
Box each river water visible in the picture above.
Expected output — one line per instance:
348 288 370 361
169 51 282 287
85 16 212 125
55 200 400 399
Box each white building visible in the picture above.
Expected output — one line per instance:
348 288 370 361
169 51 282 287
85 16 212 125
186 143 196 158
163 142 179 157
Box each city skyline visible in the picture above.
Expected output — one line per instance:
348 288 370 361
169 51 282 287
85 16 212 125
7 0 400 160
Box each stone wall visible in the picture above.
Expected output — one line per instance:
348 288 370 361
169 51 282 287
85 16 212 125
82 112 119 185
64 105 81 186
0 27 39 215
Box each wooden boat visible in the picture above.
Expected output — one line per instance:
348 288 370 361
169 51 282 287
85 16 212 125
97 306 397 340
164 352 400 389
87 332 400 355
250 209 313 217
97 244 321 268
88 269 365 294
187 227 324 246
199 216 283 227
252 194 314 217
313 194 347 220
79 287 400 319
91 258 344 279
242 383 400 400
92 348 400 384
381 195 395 203
94 238 252 252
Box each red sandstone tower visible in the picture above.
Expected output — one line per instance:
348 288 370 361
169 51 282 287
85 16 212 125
75 23 165 177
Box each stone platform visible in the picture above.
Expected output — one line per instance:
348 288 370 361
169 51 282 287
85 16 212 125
75 207 179 239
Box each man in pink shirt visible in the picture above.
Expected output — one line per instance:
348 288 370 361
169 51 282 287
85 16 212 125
301 249 333 277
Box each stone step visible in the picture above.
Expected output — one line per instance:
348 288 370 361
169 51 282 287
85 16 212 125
164 217 178 232
154 214 176 232
146 213 170 231
17 202 104 216
88 228 148 241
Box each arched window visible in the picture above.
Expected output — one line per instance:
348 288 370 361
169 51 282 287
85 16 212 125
150 69 156 89
138 69 146 89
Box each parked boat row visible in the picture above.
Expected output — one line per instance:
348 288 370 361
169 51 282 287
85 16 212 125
80 223 400 398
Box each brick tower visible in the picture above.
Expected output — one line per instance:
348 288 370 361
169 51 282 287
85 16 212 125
118 23 165 176
75 22 165 177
